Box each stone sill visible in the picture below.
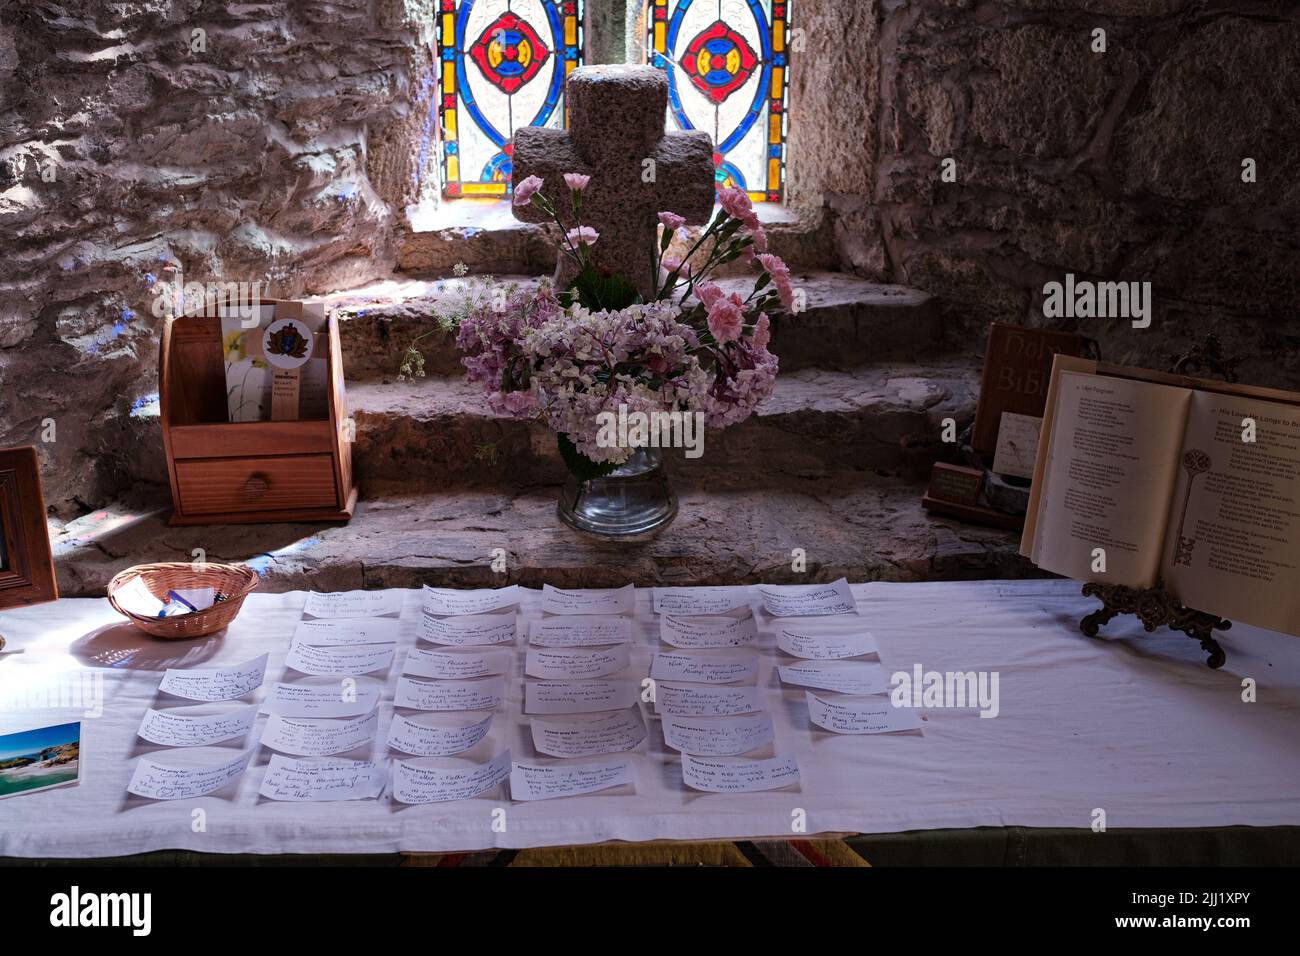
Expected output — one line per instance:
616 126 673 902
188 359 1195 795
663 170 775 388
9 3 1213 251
406 197 806 235
398 198 827 275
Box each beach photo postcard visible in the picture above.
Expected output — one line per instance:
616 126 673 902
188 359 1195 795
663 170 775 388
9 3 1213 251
0 721 82 799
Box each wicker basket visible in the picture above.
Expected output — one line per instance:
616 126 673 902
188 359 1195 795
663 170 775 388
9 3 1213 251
107 562 259 639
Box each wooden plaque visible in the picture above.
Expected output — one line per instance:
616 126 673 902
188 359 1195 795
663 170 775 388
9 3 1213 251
971 323 1088 454
0 445 58 611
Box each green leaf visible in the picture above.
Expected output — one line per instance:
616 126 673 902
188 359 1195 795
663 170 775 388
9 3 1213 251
557 432 621 483
566 264 641 312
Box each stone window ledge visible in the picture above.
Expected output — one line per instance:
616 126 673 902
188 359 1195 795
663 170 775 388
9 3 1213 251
407 197 805 235
398 199 824 275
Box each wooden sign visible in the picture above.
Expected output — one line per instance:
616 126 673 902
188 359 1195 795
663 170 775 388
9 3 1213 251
971 324 1089 454
927 463 983 506
0 446 58 650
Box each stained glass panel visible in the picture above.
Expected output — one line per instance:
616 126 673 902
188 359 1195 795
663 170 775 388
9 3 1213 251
647 0 790 202
437 0 585 198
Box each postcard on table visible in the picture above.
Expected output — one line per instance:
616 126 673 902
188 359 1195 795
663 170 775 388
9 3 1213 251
541 583 635 616
137 705 257 748
157 654 268 702
302 590 404 619
509 757 634 802
422 584 520 617
292 617 402 647
756 578 857 617
0 722 81 799
390 751 511 804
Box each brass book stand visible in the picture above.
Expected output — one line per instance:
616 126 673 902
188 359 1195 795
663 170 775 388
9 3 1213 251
1077 336 1240 669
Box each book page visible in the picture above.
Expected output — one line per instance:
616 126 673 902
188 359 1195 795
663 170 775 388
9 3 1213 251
1159 391 1300 634
1029 371 1191 587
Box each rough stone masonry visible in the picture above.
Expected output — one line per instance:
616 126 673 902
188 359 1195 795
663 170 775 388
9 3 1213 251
511 65 715 299
2 1 1299 517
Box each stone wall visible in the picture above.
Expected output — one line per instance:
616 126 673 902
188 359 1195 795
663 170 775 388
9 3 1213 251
4 0 1298 514
0 0 432 512
846 0 1300 385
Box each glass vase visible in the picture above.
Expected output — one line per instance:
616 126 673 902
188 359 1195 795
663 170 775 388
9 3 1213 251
557 448 678 540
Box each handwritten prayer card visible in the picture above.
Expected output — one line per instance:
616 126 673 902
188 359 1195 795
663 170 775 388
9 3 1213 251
391 751 511 804
157 654 268 702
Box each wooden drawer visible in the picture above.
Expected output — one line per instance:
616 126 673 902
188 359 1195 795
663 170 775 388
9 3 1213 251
175 455 338 515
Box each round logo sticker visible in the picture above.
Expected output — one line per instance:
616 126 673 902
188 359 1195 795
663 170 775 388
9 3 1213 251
262 318 314 370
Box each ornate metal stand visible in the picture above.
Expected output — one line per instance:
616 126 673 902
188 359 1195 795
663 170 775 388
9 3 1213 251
1075 334 1243 669
1080 583 1231 669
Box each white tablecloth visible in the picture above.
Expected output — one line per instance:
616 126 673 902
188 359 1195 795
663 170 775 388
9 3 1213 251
1 579 1298 858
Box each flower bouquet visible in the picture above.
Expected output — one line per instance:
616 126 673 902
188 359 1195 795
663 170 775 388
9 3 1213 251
403 175 794 538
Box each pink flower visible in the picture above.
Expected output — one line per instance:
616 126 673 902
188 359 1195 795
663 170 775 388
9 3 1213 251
748 223 768 253
757 252 794 310
564 172 590 192
707 294 744 344
660 255 689 277
566 226 599 247
658 211 686 231
694 281 724 309
752 314 771 350
717 186 752 222
489 389 537 418
513 175 544 206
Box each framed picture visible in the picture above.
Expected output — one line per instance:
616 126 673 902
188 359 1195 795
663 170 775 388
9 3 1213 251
0 445 57 612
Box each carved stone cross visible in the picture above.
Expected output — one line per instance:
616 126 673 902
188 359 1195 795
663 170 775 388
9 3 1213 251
512 65 715 300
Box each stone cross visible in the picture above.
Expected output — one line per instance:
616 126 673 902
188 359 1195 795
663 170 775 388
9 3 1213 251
512 65 715 300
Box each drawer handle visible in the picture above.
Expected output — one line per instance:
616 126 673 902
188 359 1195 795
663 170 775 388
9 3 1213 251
242 474 270 499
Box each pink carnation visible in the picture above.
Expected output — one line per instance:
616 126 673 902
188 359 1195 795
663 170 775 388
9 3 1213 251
658 211 686 231
661 255 689 277
748 223 768 253
757 252 794 310
513 175 544 206
717 186 752 222
707 294 744 344
566 226 599 247
564 172 590 191
694 280 724 310
752 313 771 351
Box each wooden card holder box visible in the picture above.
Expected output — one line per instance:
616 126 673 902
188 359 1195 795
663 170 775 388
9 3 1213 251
159 299 356 526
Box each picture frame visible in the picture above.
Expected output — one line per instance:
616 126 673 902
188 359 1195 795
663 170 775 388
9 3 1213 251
0 445 58 617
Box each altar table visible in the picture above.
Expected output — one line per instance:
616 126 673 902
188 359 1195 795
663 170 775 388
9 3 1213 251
1 580 1298 860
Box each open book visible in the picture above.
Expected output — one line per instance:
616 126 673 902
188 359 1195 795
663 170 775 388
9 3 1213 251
1022 356 1300 636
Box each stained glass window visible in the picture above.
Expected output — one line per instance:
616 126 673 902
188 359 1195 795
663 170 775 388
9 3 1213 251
647 0 791 202
437 0 585 198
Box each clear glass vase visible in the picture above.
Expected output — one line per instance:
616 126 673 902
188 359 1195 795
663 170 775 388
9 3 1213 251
557 448 678 540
